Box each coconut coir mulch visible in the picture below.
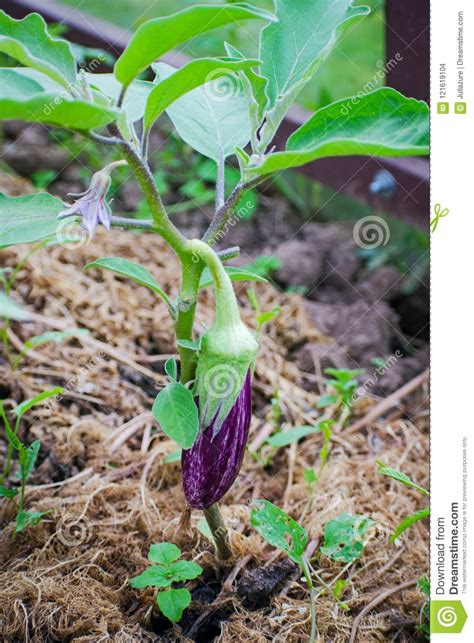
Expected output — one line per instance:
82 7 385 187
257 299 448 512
0 226 429 642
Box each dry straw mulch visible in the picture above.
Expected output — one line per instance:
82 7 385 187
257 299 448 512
0 228 429 642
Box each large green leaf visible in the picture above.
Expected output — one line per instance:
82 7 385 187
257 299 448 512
152 383 199 449
144 57 260 131
0 10 76 88
0 91 118 131
251 499 307 564
247 89 429 177
84 257 172 308
0 68 43 99
114 3 275 88
258 0 369 145
155 62 252 161
0 193 64 249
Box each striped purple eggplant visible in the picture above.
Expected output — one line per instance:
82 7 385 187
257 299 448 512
182 371 252 509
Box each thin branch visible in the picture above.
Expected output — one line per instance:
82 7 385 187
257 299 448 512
89 132 123 146
215 154 226 212
202 177 264 244
110 216 156 230
216 246 240 261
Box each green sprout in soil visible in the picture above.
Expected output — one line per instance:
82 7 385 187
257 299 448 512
130 542 203 623
0 387 62 533
251 500 376 641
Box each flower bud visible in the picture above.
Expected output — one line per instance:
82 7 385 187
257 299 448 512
182 370 251 509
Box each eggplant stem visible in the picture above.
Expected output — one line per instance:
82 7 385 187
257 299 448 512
203 504 232 560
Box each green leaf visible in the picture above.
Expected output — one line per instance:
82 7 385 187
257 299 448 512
0 91 118 131
0 193 65 249
0 292 30 320
256 307 281 326
84 258 172 308
199 266 268 289
164 448 182 464
145 57 260 131
168 560 203 582
0 68 43 99
115 3 275 88
303 469 318 485
130 565 173 589
317 393 337 409
86 73 153 123
20 439 41 480
148 542 181 566
390 507 430 542
377 461 429 496
152 383 199 449
177 337 202 352
258 0 369 143
15 509 49 533
321 513 375 563
164 357 178 383
248 89 430 178
13 387 63 422
0 485 18 499
266 425 319 448
0 11 76 88
251 499 307 564
154 62 252 162
225 42 268 128
156 587 191 623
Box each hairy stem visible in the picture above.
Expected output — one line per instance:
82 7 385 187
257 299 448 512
203 504 232 560
202 177 263 244
175 254 203 384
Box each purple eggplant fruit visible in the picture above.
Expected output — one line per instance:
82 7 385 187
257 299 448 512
182 370 252 509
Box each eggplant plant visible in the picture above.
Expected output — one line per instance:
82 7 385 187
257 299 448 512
0 2 429 560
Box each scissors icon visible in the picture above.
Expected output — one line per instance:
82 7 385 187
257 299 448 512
430 203 449 233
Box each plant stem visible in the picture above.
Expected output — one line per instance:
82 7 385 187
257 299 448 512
175 254 203 384
203 504 232 560
202 177 263 244
301 556 318 643
110 216 156 230
117 142 188 257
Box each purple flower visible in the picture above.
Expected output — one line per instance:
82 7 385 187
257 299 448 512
57 161 126 238
182 371 252 509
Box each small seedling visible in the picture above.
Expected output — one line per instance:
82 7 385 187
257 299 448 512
247 287 281 333
377 461 430 542
251 499 317 642
130 542 203 623
317 368 365 412
0 387 62 533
